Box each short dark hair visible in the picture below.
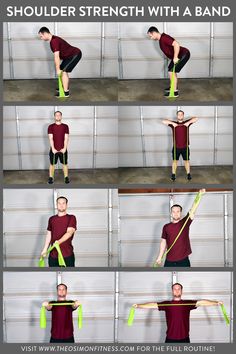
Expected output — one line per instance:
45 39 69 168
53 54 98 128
171 204 183 212
56 196 68 204
147 26 159 34
57 283 67 291
177 110 184 115
54 111 62 116
172 283 183 290
38 27 50 34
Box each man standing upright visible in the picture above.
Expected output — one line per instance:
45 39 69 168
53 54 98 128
38 27 82 97
147 26 190 98
43 283 80 343
48 110 70 184
41 196 77 267
162 110 198 181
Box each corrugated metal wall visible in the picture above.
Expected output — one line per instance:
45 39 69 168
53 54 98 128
3 189 118 267
3 22 117 79
119 191 233 267
3 106 118 169
119 106 233 167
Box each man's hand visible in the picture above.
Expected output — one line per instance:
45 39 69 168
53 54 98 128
217 301 223 306
57 69 62 76
155 258 162 266
60 148 66 154
42 301 49 307
73 300 81 307
41 250 47 257
199 189 206 194
52 148 57 154
173 57 179 64
172 122 178 128
132 304 138 308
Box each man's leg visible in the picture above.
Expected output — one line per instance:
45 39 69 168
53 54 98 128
49 164 55 178
48 150 56 184
62 71 69 92
184 160 190 174
48 255 59 267
64 254 75 267
172 160 178 174
60 152 70 183
183 148 192 180
168 71 178 91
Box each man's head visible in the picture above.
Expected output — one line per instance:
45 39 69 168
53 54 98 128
57 283 67 299
38 27 52 41
171 204 182 222
56 196 68 213
176 110 185 122
147 26 161 40
54 111 62 123
172 283 183 300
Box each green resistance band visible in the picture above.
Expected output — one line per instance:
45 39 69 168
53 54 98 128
38 242 66 268
40 303 83 329
58 72 65 98
128 303 229 326
186 126 189 161
153 191 203 268
173 126 176 169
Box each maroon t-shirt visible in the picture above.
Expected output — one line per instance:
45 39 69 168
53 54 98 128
49 300 75 340
159 33 189 60
158 300 197 340
48 123 69 151
50 35 81 60
47 214 77 258
162 213 192 261
169 120 192 149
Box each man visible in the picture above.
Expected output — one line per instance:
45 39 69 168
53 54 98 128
155 189 205 267
162 110 198 181
38 27 82 97
147 26 190 98
48 110 70 184
41 196 77 267
133 283 223 343
43 283 80 343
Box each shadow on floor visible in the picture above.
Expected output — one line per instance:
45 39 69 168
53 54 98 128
3 78 118 102
118 165 233 184
118 78 233 102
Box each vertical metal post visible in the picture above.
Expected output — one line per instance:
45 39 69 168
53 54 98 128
139 106 146 167
6 22 14 79
3 294 7 342
169 193 174 222
54 23 58 78
172 271 177 284
117 23 123 79
108 189 113 267
53 189 58 214
223 194 229 267
92 106 97 169
117 195 121 267
213 106 218 165
57 272 62 285
114 271 119 343
163 22 168 78
100 22 105 78
209 22 214 77
15 106 23 170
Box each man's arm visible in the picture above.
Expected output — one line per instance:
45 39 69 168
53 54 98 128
41 231 52 257
162 119 177 127
42 301 53 311
48 134 57 154
172 40 180 64
60 133 69 154
184 117 198 127
72 300 81 310
196 300 223 307
133 303 158 309
155 239 167 265
56 227 75 246
54 51 61 75
189 189 206 220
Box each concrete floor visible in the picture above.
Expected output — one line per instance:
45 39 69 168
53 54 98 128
118 78 233 102
3 169 118 185
119 166 233 184
3 78 118 102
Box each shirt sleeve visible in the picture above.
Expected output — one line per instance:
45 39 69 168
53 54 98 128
161 225 168 240
65 124 69 134
68 215 77 231
48 125 52 134
47 217 52 231
164 34 175 47
187 300 198 310
51 37 60 53
157 301 167 311
181 213 193 227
